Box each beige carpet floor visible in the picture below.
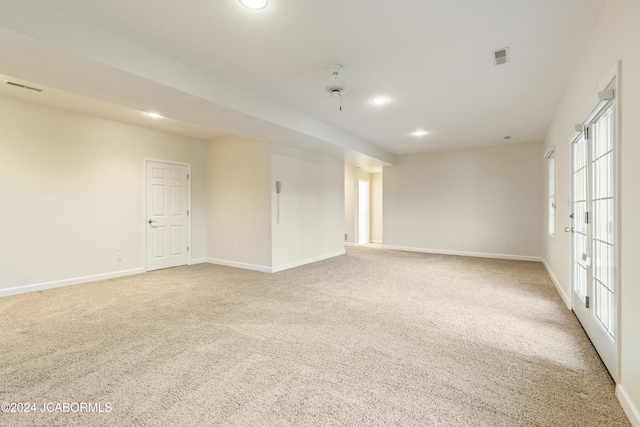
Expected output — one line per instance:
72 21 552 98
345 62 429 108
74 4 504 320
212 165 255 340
0 247 631 426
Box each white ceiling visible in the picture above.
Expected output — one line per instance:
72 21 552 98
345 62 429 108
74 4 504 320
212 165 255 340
0 0 603 166
0 74 228 141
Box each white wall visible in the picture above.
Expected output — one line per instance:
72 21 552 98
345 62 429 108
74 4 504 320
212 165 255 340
370 172 383 244
0 96 207 294
0 104 346 290
206 136 272 270
206 139 345 272
271 144 345 270
541 0 640 422
384 141 543 260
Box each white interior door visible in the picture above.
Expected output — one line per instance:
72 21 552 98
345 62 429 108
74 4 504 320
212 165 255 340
358 180 370 245
146 161 190 271
570 94 617 379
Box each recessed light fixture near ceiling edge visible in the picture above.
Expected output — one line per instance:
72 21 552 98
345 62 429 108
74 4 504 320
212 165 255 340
239 0 268 10
370 96 388 105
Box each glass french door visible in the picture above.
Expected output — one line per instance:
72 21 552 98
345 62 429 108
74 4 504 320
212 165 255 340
570 90 617 379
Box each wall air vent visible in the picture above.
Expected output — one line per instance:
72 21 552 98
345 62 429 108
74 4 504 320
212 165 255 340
4 80 43 92
493 47 510 66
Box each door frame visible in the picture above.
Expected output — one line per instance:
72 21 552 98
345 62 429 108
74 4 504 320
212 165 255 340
567 63 621 382
358 179 370 245
143 158 192 271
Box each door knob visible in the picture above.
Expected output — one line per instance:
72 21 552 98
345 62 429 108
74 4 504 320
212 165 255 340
564 226 574 233
148 219 156 224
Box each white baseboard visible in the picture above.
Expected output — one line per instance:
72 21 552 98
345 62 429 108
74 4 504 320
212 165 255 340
272 250 345 273
207 251 345 274
0 268 145 298
542 259 571 309
1 251 347 296
206 258 272 273
344 242 357 247
617 385 640 427
381 245 543 262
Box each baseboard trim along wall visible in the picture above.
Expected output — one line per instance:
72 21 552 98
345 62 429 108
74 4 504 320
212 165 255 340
1 251 348 297
0 268 146 298
205 258 272 273
617 385 640 427
344 242 357 247
381 245 543 263
207 251 346 273
271 250 346 273
542 259 571 309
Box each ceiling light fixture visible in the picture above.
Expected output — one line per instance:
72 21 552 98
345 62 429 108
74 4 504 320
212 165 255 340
146 112 162 119
370 97 388 105
239 0 268 10
325 64 346 111
411 130 429 137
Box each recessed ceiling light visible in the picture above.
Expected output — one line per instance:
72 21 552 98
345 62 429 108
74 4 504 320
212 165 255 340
146 112 162 119
370 97 388 105
411 130 429 137
239 0 268 9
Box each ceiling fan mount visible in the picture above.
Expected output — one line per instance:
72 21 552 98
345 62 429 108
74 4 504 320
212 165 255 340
325 64 346 110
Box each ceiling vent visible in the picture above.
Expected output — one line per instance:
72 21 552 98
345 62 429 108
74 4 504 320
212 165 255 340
493 47 510 66
4 80 43 92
